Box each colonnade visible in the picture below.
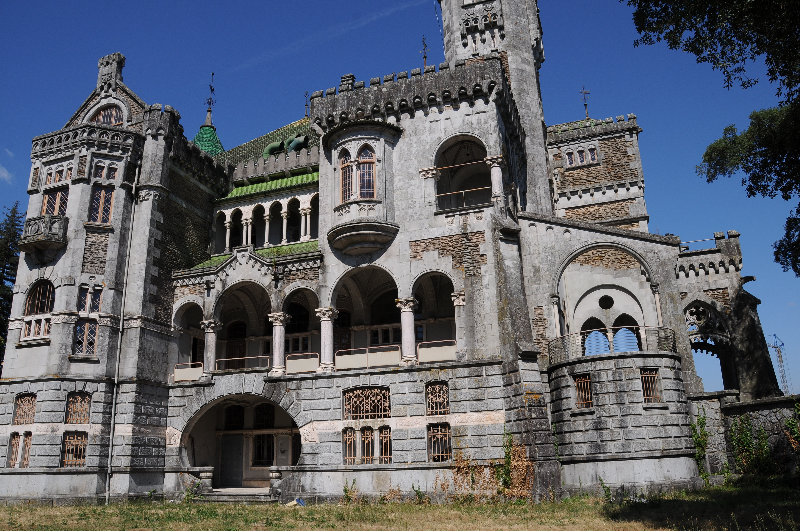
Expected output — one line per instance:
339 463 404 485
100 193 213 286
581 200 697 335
222 207 315 252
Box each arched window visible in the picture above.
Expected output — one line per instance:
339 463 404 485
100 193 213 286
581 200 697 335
340 150 353 202
357 147 375 199
90 106 123 126
254 403 275 429
23 281 54 339
612 314 641 352
581 317 609 356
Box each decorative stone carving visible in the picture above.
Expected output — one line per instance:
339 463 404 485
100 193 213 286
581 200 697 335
137 189 163 202
315 307 339 321
396 298 418 312
19 215 68 253
200 320 222 333
419 167 441 180
451 291 465 307
484 155 505 169
268 312 291 326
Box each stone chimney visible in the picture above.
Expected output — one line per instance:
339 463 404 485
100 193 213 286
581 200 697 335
97 52 125 91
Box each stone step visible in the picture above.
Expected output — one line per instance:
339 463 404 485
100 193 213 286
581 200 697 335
194 488 279 504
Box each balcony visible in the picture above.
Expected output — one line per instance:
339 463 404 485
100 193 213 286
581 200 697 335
328 200 399 255
335 345 401 371
19 214 68 253
547 326 677 366
435 187 492 213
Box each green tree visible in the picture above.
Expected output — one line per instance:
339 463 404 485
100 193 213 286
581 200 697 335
625 0 800 274
0 202 24 371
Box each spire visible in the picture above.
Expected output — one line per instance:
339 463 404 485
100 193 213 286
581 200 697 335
192 73 224 157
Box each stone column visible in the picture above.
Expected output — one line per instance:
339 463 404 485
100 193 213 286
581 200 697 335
200 320 221 374
281 211 289 244
300 208 311 242
485 155 505 197
243 218 251 246
651 283 663 327
316 307 338 373
451 291 465 349
396 298 418 365
263 214 270 247
550 295 561 338
224 221 232 253
268 312 290 376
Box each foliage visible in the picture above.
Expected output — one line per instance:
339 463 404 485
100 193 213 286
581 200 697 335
494 430 514 491
342 479 360 505
410 483 429 505
786 403 800 453
0 202 23 361
690 406 711 483
182 480 204 503
729 413 775 475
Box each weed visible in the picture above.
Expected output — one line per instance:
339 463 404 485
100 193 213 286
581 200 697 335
690 406 711 484
182 480 204 503
730 413 775 475
785 403 800 454
411 483 430 505
342 478 360 505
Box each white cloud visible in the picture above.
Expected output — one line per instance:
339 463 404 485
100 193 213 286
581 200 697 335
0 163 12 183
4 149 12 158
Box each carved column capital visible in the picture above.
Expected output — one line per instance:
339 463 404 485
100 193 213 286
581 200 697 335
650 283 660 294
419 167 441 180
200 320 222 333
281 211 289 219
268 312 291 326
224 221 232 229
451 291 465 307
550 294 560 306
484 155 505 169
315 307 339 321
396 298 418 312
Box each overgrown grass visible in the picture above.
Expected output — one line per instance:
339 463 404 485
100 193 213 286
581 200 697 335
0 478 798 530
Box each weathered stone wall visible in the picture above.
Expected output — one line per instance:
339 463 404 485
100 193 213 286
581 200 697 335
409 232 488 277
82 232 110 274
565 199 634 223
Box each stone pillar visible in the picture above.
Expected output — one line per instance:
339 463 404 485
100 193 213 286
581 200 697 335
485 155 505 197
316 307 338 373
451 291 465 349
300 208 311 242
396 298 418 365
550 295 561 338
200 320 221 373
268 312 290 376
281 211 289 244
224 221 232 253
243 218 251 246
651 283 663 327
263 214 270 247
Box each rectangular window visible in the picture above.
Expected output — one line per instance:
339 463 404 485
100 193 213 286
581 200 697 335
379 427 392 464
78 287 102 313
60 432 88 468
427 424 452 462
41 187 69 216
19 433 31 468
342 387 391 420
45 171 53 185
589 148 597 162
641 369 662 403
65 167 73 181
361 427 374 464
358 161 375 198
574 374 593 409
381 328 390 344
415 324 424 342
566 152 574 166
370 329 379 345
341 164 353 203
7 433 19 468
93 164 105 180
74 320 98 358
89 186 113 224
55 169 64 183
578 151 585 164
13 395 36 425
66 393 91 424
301 336 309 352
106 167 117 180
426 382 450 415
253 434 274 467
343 428 357 465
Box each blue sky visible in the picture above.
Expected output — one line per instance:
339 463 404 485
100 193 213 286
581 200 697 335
0 1 797 393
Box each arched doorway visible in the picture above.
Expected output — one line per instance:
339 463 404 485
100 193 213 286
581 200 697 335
184 395 301 488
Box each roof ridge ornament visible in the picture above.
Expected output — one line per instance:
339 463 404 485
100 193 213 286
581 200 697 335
97 52 125 93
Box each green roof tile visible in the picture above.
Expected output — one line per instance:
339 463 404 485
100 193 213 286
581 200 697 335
191 254 231 269
193 125 225 157
213 117 319 168
255 240 319 259
219 171 319 202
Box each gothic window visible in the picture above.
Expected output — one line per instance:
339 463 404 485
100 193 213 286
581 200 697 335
426 382 450 416
342 387 391 420
90 106 123 126
94 164 105 180
427 423 452 462
612 314 641 352
41 187 69 216
74 320 98 358
23 281 54 340
340 150 353 202
60 432 88 467
574 374 593 409
254 403 276 430
581 317 609 356
641 369 662 403
13 394 36 425
47 167 71 184
65 393 92 424
78 286 102 313
566 152 574 166
253 434 274 467
225 405 245 430
357 147 375 199
89 185 114 224
342 428 357 464
361 427 374 464
379 427 392 464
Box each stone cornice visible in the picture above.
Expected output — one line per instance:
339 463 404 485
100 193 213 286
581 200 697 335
517 211 681 245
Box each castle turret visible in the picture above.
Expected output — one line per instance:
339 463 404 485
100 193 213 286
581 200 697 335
192 108 224 157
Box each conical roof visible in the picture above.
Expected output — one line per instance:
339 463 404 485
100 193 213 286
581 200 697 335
192 109 224 157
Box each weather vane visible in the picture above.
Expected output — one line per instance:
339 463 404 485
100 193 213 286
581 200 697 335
421 35 429 69
580 85 590 119
205 72 216 110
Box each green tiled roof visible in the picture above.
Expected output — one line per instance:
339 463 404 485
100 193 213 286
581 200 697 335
219 171 319 202
193 125 225 157
213 117 320 168
255 240 319 259
191 254 231 269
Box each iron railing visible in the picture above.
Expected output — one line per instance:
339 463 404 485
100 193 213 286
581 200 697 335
641 369 662 403
547 326 677 365
436 186 492 211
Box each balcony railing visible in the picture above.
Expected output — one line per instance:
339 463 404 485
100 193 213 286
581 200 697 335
334 345 401 371
21 315 51 340
436 187 492 212
417 340 458 363
286 352 320 374
547 326 677 365
19 214 68 253
173 362 204 382
216 355 271 371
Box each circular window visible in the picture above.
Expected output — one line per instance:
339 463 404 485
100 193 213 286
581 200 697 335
599 295 614 310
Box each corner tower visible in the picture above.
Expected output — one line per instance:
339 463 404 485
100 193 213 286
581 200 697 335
438 0 549 214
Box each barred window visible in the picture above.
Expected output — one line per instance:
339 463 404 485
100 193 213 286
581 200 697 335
41 187 69 216
107 167 117 180
66 393 91 424
78 287 102 313
357 147 375 199
343 428 357 465
6 433 19 468
94 164 105 180
90 106 123 126
253 434 274 467
74 320 98 358
641 369 662 403
578 150 585 164
342 387 390 420
253 403 275 430
340 150 353 203
13 394 36 425
566 152 574 166
379 426 392 464
60 432 88 467
19 433 31 468
292 433 302 466
426 382 450 416
225 405 244 430
574 374 593 409
361 427 374 464
25 281 55 316
427 423 452 462
89 185 114 224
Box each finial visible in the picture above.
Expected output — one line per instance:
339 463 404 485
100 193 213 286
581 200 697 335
205 72 216 111
580 85 590 120
421 35 429 69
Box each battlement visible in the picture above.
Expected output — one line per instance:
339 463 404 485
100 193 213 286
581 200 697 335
309 54 508 132
676 231 743 277
547 115 642 145
229 145 320 185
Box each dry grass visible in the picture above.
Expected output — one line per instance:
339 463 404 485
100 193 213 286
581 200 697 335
0 477 798 531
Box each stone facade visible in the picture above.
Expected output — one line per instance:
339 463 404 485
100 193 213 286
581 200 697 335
0 0 789 505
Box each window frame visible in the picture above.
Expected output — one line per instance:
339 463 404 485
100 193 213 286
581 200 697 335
41 186 69 216
338 144 377 204
90 106 124 126
89 185 114 224
427 423 452 462
73 319 99 358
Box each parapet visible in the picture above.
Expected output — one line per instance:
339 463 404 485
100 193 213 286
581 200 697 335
546 115 642 146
